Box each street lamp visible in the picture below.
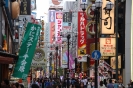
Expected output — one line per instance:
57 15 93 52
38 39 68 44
55 46 58 78
67 34 70 88
81 0 114 88
49 52 52 79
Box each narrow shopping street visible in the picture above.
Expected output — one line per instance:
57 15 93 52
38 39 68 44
0 0 132 88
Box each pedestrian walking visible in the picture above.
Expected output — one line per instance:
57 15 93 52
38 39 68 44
114 81 119 88
31 84 39 88
99 81 106 88
107 79 114 88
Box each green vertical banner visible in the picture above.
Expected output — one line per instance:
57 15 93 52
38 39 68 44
12 22 41 79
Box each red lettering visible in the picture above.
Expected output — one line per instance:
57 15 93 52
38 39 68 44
58 20 61 24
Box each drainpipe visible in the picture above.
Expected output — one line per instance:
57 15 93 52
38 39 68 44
0 0 3 86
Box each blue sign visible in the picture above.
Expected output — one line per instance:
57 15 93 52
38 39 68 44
91 50 101 60
49 66 52 71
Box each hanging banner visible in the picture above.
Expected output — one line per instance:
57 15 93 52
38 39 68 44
49 10 55 22
77 11 87 58
44 23 50 43
100 38 116 56
61 42 68 68
13 23 41 79
65 52 75 69
55 11 63 44
49 10 55 44
101 0 114 34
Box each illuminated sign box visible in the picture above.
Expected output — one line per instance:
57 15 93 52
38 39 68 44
101 0 114 34
100 38 116 56
111 55 121 69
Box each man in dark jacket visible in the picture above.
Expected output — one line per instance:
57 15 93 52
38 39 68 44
1 79 11 88
31 84 39 88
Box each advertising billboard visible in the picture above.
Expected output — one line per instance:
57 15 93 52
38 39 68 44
55 11 63 44
77 11 87 61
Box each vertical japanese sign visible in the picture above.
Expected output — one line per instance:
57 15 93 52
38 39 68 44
49 10 55 44
13 23 41 79
61 43 68 68
77 11 87 58
49 10 55 22
100 38 116 56
101 0 114 34
18 15 31 45
20 0 31 15
55 11 63 43
63 12 72 22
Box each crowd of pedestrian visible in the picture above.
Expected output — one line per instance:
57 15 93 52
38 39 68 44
1 78 133 88
29 77 93 88
1 79 24 88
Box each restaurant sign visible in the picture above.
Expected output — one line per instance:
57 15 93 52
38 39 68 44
12 23 41 79
100 38 116 56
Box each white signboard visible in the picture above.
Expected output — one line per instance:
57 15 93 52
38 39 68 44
18 15 31 45
78 56 87 62
55 11 63 44
100 38 116 56
101 0 114 34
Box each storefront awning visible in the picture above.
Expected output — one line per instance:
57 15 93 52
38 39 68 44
0 51 18 64
0 56 13 64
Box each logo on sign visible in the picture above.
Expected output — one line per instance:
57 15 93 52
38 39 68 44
105 38 111 44
52 0 61 5
56 13 62 19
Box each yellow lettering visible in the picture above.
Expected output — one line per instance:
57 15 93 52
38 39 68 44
23 3 27 7
23 11 27 15
24 7 26 11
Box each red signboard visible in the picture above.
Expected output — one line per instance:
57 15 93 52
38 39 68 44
77 11 87 57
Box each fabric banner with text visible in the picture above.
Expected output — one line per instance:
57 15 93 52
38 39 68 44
13 22 41 79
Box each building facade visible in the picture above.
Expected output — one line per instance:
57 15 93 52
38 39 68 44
0 0 19 85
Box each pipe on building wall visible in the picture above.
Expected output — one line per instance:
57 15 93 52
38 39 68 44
0 0 3 86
